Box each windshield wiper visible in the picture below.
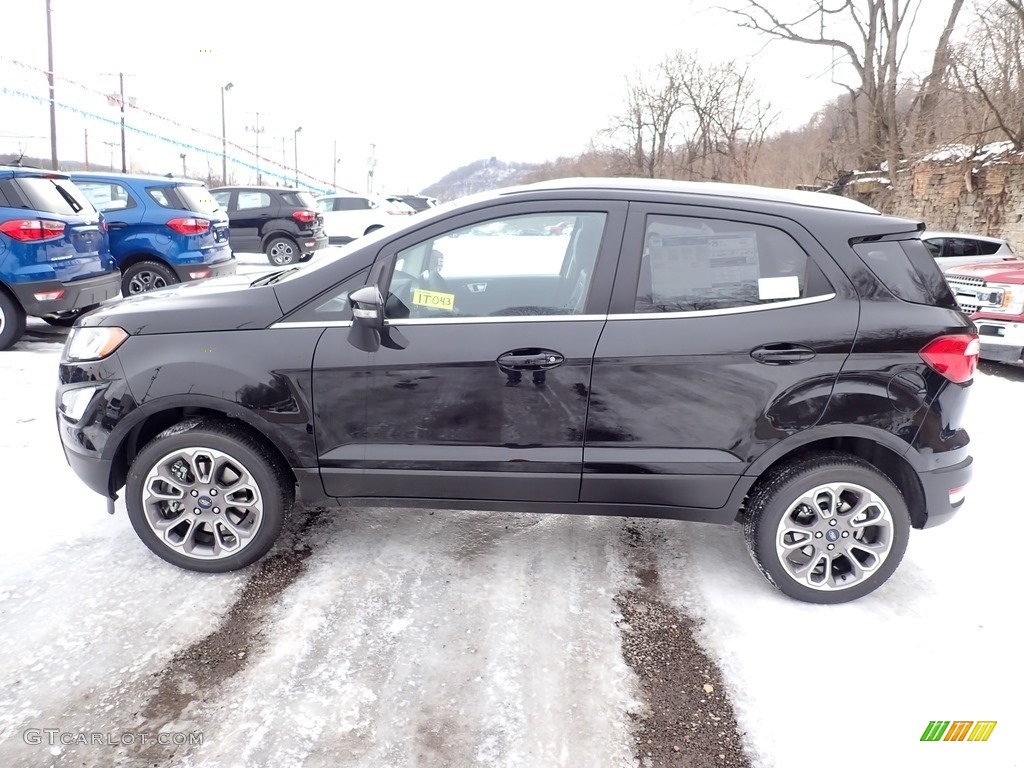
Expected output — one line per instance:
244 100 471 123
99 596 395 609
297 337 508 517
250 268 299 287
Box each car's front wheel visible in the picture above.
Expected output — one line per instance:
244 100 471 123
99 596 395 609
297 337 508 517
743 453 910 603
125 419 293 572
266 237 300 266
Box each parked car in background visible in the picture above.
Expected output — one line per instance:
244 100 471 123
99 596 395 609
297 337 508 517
211 186 327 266
0 165 120 348
946 259 1024 364
315 193 413 244
387 194 439 212
73 172 236 297
922 231 1018 271
383 195 418 214
56 177 976 604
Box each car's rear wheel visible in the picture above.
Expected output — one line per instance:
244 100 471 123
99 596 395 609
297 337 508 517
743 453 910 603
122 261 178 296
125 419 293 572
266 237 300 266
41 306 98 327
0 290 27 351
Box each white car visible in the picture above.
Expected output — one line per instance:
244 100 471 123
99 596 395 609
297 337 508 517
922 231 1018 271
315 193 413 243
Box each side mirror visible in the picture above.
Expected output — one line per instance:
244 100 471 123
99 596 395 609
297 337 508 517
349 285 384 327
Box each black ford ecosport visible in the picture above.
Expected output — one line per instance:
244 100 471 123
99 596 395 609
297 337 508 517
56 178 976 603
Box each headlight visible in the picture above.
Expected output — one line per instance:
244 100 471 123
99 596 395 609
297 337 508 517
988 283 1024 314
64 327 129 362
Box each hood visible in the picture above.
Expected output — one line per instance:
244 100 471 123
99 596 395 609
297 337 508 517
78 273 284 335
946 260 1024 283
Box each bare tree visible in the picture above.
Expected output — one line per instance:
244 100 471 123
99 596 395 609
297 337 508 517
719 0 952 183
951 1 1024 149
610 51 776 181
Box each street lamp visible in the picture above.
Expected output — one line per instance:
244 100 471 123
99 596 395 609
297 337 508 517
293 126 302 186
220 82 233 185
179 153 186 176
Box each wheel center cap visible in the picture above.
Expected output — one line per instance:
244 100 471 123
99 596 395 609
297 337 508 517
198 496 213 509
825 528 840 542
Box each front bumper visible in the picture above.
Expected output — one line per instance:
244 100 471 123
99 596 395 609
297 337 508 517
972 317 1024 364
919 455 973 528
171 255 238 283
9 272 121 317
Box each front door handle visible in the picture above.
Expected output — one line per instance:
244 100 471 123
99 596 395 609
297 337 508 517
750 343 816 365
106 221 128 230
497 348 564 371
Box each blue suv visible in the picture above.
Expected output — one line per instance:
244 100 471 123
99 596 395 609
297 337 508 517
71 173 236 296
0 166 121 350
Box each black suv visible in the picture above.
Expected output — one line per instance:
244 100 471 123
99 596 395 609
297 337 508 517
55 178 977 603
210 185 327 265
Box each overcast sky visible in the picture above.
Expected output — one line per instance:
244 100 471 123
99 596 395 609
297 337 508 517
2 0 957 193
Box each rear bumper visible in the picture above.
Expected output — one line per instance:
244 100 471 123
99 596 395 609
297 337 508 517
8 272 121 317
298 234 328 254
919 455 973 528
171 256 237 283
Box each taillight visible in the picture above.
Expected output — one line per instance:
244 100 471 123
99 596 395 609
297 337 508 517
166 217 211 235
919 334 980 384
292 210 316 224
100 218 109 233
0 219 67 242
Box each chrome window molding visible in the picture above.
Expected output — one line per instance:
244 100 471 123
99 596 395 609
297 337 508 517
614 292 835 321
270 293 834 328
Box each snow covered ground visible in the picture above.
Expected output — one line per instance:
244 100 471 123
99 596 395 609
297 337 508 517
0 252 1020 767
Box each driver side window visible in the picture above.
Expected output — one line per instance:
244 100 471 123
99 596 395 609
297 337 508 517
383 211 606 321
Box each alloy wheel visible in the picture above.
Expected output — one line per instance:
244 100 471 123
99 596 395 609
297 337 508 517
141 446 265 560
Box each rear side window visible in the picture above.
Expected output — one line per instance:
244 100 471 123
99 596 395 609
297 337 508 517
635 214 833 313
8 177 95 216
852 240 958 308
332 197 369 211
75 181 136 212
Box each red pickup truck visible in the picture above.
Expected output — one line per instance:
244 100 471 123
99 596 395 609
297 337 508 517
946 261 1024 364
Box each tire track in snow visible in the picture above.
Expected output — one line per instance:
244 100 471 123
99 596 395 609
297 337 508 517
615 521 752 768
122 509 643 767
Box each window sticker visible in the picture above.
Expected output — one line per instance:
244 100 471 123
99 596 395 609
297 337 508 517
412 289 455 311
650 231 760 297
757 275 801 300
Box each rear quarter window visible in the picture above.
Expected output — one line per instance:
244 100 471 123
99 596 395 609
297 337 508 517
280 192 317 209
852 239 958 309
175 184 221 215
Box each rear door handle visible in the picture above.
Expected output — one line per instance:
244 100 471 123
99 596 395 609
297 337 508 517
467 282 487 293
750 344 816 365
497 348 564 371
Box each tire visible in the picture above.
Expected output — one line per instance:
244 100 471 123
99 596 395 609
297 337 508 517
742 453 910 604
266 237 300 266
0 289 27 351
124 419 294 573
41 305 98 327
122 261 178 296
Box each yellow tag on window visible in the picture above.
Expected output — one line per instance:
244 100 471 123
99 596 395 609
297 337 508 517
412 289 455 311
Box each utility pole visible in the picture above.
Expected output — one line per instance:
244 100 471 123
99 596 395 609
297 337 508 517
245 112 264 184
293 126 302 187
84 128 89 170
367 143 376 194
220 82 233 185
101 72 134 172
180 153 186 176
102 140 117 170
45 0 58 170
333 140 338 190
